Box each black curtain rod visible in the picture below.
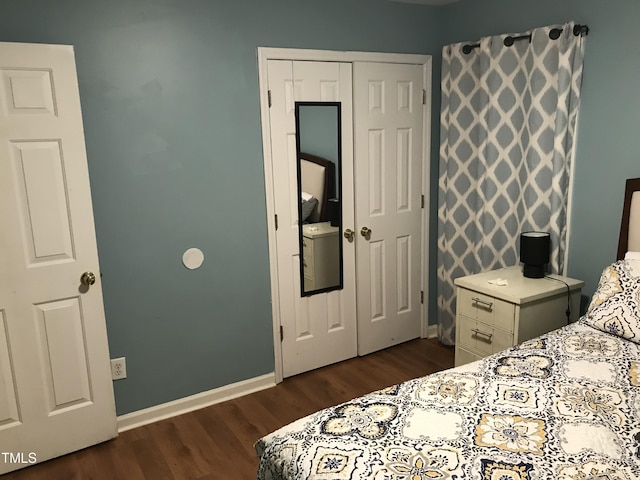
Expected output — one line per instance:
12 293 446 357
462 23 589 54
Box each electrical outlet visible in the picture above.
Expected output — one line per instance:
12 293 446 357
111 357 127 380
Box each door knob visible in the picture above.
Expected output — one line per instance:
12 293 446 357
343 229 355 243
360 227 372 239
81 271 96 286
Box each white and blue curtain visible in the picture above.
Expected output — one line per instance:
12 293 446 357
437 22 586 345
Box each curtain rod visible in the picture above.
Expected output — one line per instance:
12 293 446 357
461 23 589 54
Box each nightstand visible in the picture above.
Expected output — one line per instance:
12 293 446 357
302 222 339 291
454 266 584 367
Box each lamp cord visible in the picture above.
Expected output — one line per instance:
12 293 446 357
544 275 572 324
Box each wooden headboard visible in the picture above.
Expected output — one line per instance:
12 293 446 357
617 177 640 260
299 152 336 223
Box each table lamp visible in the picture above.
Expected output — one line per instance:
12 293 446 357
520 231 550 278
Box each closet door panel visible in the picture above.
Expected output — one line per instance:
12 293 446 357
267 60 356 377
354 62 424 355
368 128 385 215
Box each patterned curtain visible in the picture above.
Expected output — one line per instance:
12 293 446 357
437 22 585 345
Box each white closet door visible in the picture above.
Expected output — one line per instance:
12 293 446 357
267 60 356 377
354 62 425 355
0 42 116 474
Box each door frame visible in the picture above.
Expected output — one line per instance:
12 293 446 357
257 47 432 383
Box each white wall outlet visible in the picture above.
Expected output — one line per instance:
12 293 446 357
111 357 127 380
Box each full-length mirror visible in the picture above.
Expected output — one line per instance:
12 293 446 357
295 102 342 296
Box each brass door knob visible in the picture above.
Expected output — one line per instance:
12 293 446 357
81 271 96 286
360 227 372 239
343 229 355 243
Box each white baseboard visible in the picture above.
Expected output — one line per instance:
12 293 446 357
427 323 438 339
116 372 276 433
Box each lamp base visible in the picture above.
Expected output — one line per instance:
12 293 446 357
523 264 545 278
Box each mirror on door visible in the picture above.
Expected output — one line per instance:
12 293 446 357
295 102 343 296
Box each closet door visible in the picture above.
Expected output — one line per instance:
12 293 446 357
354 62 425 355
267 60 356 377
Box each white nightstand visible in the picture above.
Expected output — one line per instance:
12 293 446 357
302 222 339 291
454 266 584 367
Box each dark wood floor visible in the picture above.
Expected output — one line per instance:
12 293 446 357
5 338 454 480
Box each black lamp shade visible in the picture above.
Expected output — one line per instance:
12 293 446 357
325 198 340 227
520 231 550 278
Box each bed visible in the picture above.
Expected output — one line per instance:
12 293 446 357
299 152 336 224
256 178 640 479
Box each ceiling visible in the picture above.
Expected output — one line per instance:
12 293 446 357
390 0 459 5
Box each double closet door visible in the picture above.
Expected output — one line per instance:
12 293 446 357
265 56 427 378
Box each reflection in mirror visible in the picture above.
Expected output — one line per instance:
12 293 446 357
295 102 342 296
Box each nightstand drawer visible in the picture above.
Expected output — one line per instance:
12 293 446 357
454 346 483 367
302 237 313 258
302 258 313 279
457 288 515 332
457 317 513 356
302 238 313 277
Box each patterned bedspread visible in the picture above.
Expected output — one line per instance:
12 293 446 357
255 320 640 479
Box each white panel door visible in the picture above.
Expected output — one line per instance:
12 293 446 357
267 60 356 377
354 62 425 355
0 42 116 474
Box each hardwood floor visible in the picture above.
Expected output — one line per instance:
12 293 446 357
5 338 454 480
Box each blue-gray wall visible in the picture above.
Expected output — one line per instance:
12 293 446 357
298 105 340 167
3 0 638 416
0 0 443 415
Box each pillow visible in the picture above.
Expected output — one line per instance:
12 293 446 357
583 259 640 343
300 196 318 222
625 251 640 260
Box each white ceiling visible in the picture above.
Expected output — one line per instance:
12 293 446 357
390 0 459 5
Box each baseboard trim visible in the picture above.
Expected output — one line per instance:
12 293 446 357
116 373 276 433
427 323 438 339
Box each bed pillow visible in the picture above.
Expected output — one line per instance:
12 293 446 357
300 196 318 222
583 259 640 343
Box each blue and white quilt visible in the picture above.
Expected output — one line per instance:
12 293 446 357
256 260 640 479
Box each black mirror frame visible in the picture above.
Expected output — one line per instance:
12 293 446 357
295 101 344 297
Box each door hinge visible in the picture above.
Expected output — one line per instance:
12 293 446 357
421 291 424 304
422 89 426 105
268 90 272 108
275 214 278 230
280 325 284 342
421 194 425 208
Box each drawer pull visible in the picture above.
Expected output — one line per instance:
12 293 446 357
471 328 493 341
472 297 493 310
